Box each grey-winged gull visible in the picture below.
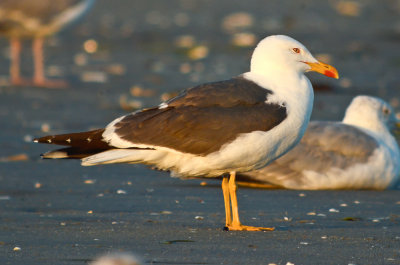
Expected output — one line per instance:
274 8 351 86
34 35 339 231
0 0 95 87
237 95 400 190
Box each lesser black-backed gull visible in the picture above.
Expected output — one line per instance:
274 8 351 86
34 35 339 231
0 0 95 87
238 95 400 190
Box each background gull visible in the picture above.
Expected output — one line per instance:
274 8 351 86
0 0 95 87
237 95 400 190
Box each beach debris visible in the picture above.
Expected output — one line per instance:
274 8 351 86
41 123 50 133
106 64 126 76
0 153 29 162
231 32 257 47
130 86 155 97
83 39 99 54
342 217 362 221
84 179 96 184
119 95 143 111
160 239 195 244
221 12 254 33
174 35 196 48
334 1 361 17
90 252 142 265
23 135 33 142
81 71 108 83
187 45 209 60
116 189 127 195
74 53 89 66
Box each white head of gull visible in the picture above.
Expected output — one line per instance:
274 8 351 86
34 35 339 231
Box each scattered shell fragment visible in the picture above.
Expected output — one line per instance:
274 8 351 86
187 45 209 60
24 135 33 142
90 252 143 265
195 216 204 220
180 63 192 74
83 39 99 54
161 210 172 215
106 64 126 75
231 32 257 47
84 179 96 184
87 210 93 214
60 222 66 226
300 242 309 245
298 193 306 197
340 203 348 207
13 247 21 251
329 208 340 213
74 53 88 66
41 123 50 133
119 95 143 111
200 181 207 186
321 236 328 239
174 35 196 48
81 71 108 83
222 12 254 33
307 212 316 216
130 86 155 97
334 1 361 17
34 182 42 189
116 189 127 194
0 153 29 162
354 200 360 204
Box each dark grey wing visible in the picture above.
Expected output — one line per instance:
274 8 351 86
109 77 287 155
238 121 379 187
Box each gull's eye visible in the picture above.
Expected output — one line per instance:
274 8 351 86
292 48 301 54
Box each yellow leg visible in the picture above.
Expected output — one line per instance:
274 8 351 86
224 172 275 231
222 176 232 227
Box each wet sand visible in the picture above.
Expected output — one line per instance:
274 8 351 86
1 1 400 264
